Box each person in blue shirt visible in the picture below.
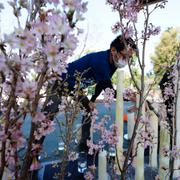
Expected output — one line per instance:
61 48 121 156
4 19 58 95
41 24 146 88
43 35 137 152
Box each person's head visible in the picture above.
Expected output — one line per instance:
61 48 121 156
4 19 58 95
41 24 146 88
110 35 137 68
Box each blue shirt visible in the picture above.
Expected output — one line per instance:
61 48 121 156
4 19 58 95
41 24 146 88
63 50 116 90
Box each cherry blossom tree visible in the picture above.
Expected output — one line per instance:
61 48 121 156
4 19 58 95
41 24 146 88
0 0 179 180
105 0 180 179
0 0 87 179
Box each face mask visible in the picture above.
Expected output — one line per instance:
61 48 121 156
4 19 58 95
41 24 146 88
114 58 127 68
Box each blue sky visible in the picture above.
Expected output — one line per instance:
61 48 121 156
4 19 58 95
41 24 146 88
0 0 179 72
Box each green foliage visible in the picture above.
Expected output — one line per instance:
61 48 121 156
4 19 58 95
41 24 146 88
111 70 118 85
112 67 141 88
124 67 141 88
87 85 95 95
151 27 180 80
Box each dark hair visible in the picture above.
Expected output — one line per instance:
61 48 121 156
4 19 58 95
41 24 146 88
110 35 137 52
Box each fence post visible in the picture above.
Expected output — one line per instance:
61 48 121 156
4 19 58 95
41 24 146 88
149 111 158 168
159 127 170 179
115 69 124 169
98 150 108 180
135 94 145 180
127 112 135 140
174 73 180 178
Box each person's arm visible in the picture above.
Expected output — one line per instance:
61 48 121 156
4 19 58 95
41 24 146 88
90 79 136 103
89 79 136 110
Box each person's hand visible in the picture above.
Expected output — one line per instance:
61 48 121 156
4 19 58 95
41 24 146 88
89 101 96 111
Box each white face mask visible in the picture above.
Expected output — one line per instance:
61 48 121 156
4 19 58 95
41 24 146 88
114 58 127 68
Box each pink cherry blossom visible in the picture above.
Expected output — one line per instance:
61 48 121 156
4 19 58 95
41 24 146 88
4 28 36 54
170 146 180 159
142 24 161 39
0 129 8 142
88 164 96 170
124 25 134 38
102 88 115 108
31 21 50 38
121 0 139 22
112 22 122 34
16 80 37 100
87 140 103 155
102 128 118 145
44 41 60 62
0 55 8 72
2 120 25 170
91 108 99 124
58 96 69 112
84 170 94 180
0 0 88 178
107 0 139 22
140 115 151 127
123 88 135 101
47 13 70 35
106 0 120 10
31 144 43 156
32 112 46 123
29 157 41 171
34 119 55 140
137 129 154 149
68 151 78 161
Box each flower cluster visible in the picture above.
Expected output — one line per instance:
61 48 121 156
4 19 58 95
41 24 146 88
0 120 25 169
87 114 118 156
85 164 96 179
29 157 42 171
68 151 78 161
107 0 139 23
143 23 161 39
91 108 99 124
112 22 134 38
107 0 142 38
87 140 103 155
170 146 180 159
84 170 94 180
137 115 155 149
137 129 154 149
101 124 119 145
102 88 115 108
161 146 180 159
123 88 136 101
0 0 87 177
58 96 69 112
33 112 55 140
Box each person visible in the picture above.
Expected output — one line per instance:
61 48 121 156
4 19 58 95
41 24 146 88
42 35 137 152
